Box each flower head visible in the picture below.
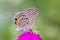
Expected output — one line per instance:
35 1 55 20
18 31 42 40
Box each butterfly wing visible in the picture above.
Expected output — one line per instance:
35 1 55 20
23 8 39 29
14 12 31 31
14 8 39 32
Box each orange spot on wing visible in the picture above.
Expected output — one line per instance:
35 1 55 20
15 18 18 23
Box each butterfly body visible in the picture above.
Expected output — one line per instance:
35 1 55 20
14 8 39 32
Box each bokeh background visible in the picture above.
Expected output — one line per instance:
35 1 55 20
0 0 60 40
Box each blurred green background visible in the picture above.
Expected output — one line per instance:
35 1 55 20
0 0 60 40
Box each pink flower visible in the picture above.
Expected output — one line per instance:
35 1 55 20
17 31 42 40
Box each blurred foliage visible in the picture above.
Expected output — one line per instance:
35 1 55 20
0 0 60 40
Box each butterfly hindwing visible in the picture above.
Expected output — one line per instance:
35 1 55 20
14 8 39 32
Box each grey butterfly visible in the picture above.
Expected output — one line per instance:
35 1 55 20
14 8 39 32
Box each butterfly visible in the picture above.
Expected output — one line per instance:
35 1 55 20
14 8 39 32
